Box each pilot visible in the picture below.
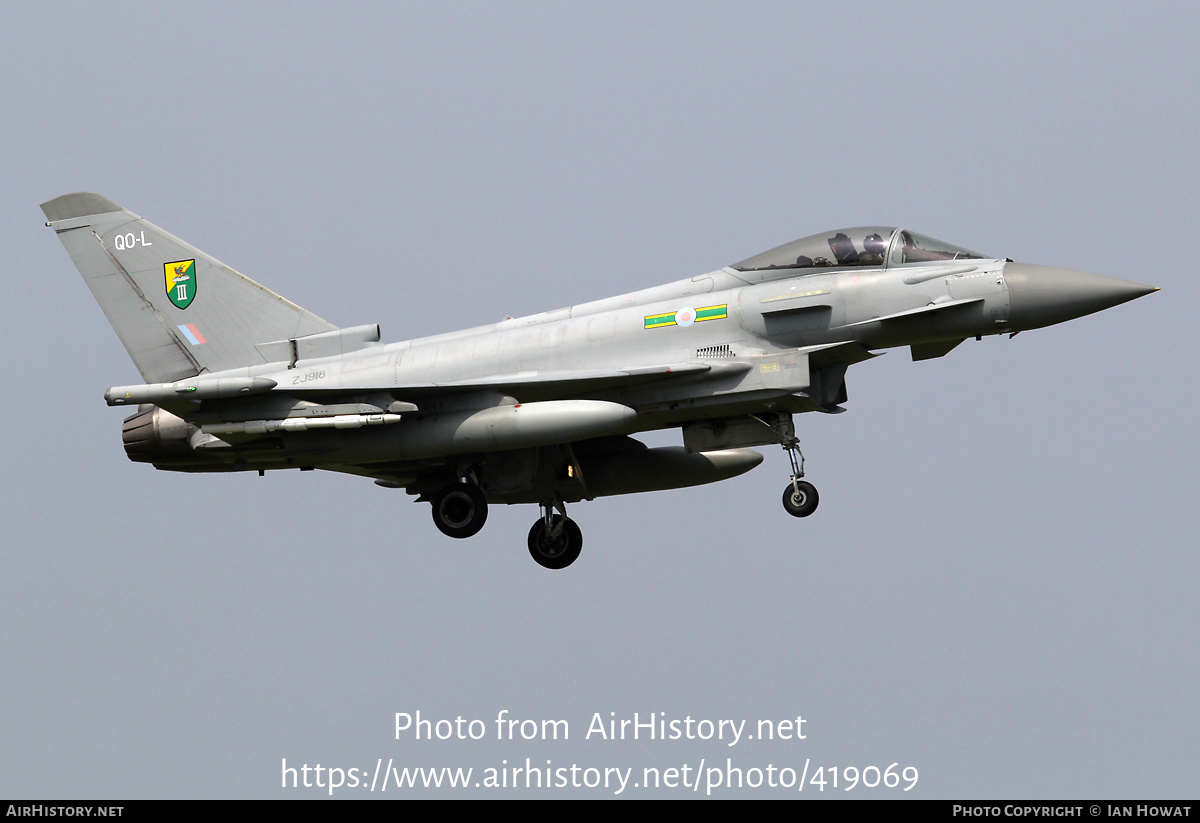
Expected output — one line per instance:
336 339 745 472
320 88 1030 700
859 232 887 265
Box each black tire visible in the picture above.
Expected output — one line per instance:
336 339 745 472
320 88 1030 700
431 482 488 538
782 481 819 518
527 515 583 569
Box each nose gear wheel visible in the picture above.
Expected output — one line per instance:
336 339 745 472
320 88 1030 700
782 480 819 517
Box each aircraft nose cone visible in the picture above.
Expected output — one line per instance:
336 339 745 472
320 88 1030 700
1004 263 1158 330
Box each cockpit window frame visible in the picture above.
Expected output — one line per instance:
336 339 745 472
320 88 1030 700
887 230 988 266
730 227 991 278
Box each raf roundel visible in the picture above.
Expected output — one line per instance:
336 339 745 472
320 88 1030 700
674 307 696 327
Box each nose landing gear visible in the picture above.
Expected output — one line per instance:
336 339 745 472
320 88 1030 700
781 437 819 518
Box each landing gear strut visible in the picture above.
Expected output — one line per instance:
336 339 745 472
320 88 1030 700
781 437 819 518
431 481 488 538
527 498 583 569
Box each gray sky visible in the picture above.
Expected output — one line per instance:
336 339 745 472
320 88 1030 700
2 2 1195 798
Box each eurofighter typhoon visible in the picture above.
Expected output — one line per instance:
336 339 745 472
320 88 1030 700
42 193 1156 568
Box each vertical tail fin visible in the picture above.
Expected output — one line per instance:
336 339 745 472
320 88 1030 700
41 193 336 383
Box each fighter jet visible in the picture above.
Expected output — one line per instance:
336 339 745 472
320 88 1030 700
42 193 1156 568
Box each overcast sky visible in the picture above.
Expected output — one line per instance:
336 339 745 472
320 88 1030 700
2 2 1195 798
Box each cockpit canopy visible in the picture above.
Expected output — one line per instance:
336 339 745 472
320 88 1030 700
731 227 988 273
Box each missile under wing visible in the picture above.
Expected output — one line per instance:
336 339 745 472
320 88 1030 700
42 194 1157 568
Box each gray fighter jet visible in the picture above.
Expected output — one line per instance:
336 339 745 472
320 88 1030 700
42 193 1156 568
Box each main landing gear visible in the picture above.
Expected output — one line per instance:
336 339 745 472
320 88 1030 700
428 482 583 569
781 437 819 518
430 481 488 538
527 498 583 570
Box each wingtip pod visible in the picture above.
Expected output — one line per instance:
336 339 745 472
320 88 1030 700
41 192 126 223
